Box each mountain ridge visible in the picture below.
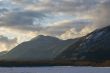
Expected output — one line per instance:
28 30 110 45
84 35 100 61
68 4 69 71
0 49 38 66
56 25 110 60
0 25 110 66
1 34 78 61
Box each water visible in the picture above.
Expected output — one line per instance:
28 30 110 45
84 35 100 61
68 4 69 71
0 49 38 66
0 66 110 73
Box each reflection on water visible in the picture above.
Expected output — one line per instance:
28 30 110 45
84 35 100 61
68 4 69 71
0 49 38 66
0 66 110 73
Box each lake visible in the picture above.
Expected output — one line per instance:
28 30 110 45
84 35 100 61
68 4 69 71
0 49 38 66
0 66 110 73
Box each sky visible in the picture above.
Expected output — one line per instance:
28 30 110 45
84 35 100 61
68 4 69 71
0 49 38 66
0 0 109 51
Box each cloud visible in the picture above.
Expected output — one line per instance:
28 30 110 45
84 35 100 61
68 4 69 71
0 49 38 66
0 27 39 43
33 0 102 15
0 0 109 52
60 0 110 40
60 28 82 39
92 0 110 29
60 25 94 40
0 35 17 51
9 0 102 15
44 18 92 36
0 10 46 31
0 8 9 14
12 0 39 4
0 0 104 31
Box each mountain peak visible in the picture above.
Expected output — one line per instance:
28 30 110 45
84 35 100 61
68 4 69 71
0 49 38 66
36 35 46 39
1 25 110 63
31 35 61 42
37 35 45 37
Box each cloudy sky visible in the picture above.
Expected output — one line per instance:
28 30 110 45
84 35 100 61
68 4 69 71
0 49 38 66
0 0 109 51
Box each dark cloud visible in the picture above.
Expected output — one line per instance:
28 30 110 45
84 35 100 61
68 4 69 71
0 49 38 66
9 0 102 15
0 8 9 14
0 10 46 31
0 35 17 44
32 0 101 15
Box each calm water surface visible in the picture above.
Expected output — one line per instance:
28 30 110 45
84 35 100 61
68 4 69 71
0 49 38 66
0 66 110 73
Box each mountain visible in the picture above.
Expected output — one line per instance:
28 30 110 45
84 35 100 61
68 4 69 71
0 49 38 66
2 35 77 61
0 51 7 57
1 26 110 66
56 26 110 61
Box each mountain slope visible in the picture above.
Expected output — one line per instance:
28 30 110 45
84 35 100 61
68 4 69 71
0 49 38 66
56 26 110 60
2 35 77 61
1 26 110 62
0 51 7 57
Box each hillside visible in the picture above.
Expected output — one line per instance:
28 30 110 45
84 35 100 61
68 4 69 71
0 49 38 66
1 35 77 61
56 26 110 61
0 26 110 66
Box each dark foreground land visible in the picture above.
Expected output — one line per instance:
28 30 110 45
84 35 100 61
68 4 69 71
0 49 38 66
0 60 110 67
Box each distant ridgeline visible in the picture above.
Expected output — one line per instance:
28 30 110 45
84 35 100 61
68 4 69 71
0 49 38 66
0 26 110 67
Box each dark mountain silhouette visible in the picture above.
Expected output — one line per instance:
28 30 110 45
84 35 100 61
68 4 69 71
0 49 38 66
0 51 7 57
56 26 110 61
1 35 77 61
0 26 110 66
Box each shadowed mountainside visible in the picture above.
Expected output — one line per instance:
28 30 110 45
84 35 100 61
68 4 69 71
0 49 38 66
56 26 110 61
1 35 78 61
0 26 110 66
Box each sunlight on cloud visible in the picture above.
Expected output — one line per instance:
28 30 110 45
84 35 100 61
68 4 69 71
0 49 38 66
49 19 73 26
25 5 45 11
16 31 38 43
60 25 94 40
0 35 17 51
0 43 7 51
59 19 94 40
78 15 94 20
60 28 81 39
0 27 38 51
